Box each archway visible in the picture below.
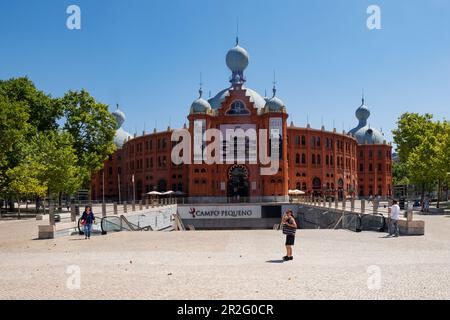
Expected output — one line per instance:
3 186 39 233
227 164 249 198
312 177 321 196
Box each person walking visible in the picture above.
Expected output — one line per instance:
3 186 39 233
388 200 400 237
81 206 95 239
281 209 297 261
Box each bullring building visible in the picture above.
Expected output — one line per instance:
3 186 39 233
91 40 393 202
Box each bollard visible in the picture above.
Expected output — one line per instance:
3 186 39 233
342 199 346 211
328 198 332 208
351 198 355 212
373 200 378 214
102 203 106 217
139 200 143 211
132 201 136 211
361 199 365 214
323 197 326 207
407 202 413 222
335 197 339 209
70 204 76 222
146 198 149 209
49 203 55 226
113 202 118 215
123 201 127 213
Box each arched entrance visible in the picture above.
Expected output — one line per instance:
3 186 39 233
312 177 321 196
227 164 249 198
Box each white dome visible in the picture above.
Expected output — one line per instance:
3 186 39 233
111 105 131 148
208 87 266 109
114 127 131 148
190 89 211 114
349 99 385 145
264 88 285 112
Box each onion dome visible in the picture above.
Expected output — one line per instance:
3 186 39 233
349 98 385 144
264 86 285 112
190 88 212 114
226 38 249 85
112 104 131 148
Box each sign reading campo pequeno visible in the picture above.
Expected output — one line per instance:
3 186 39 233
178 205 261 219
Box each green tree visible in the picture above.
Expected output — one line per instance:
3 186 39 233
393 113 434 163
0 77 63 132
392 162 410 186
60 90 116 187
6 154 47 218
0 89 30 211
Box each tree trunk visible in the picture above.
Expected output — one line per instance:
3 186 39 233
17 197 21 220
58 192 62 212
437 180 441 209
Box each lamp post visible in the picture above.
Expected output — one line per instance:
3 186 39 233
118 173 121 204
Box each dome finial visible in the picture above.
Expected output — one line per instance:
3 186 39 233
362 88 365 105
116 103 119 110
198 72 203 98
272 70 277 97
236 17 239 46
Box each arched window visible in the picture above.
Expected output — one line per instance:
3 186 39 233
317 154 321 165
312 177 321 189
312 154 316 164
302 153 306 164
295 153 300 164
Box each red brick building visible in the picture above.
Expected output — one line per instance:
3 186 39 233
91 40 392 202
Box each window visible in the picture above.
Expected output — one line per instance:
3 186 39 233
301 135 306 146
312 154 316 164
369 163 373 172
295 153 300 164
227 100 249 115
302 153 306 164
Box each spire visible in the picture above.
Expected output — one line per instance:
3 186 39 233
272 70 277 97
361 88 365 105
116 103 119 110
236 17 239 46
198 72 203 98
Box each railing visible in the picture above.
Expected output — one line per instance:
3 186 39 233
297 196 391 232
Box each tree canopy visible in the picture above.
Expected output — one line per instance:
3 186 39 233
0 77 117 207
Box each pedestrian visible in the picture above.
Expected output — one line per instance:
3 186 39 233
368 195 373 204
388 200 400 237
425 198 430 213
281 209 297 261
80 206 95 239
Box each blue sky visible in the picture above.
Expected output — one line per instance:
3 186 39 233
1 0 449 143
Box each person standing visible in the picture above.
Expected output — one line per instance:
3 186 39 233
81 206 95 239
389 200 400 237
281 209 297 261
